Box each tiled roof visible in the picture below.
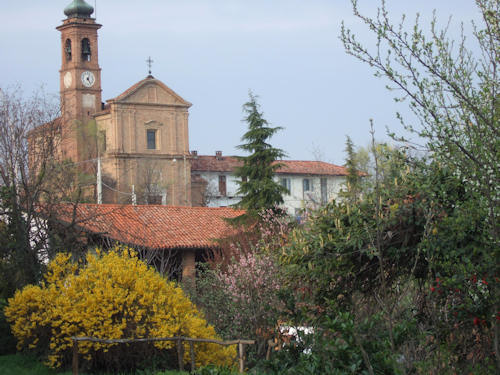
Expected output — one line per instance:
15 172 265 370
277 160 349 176
54 203 245 249
191 155 349 176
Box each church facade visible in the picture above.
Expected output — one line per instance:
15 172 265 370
55 0 194 206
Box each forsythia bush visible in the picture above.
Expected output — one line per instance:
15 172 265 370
5 247 235 370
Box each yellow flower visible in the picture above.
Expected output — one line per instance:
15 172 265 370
5 246 235 369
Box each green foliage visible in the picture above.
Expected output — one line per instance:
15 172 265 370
255 312 400 375
0 300 16 355
0 354 65 375
280 153 497 372
0 186 41 299
234 92 288 218
282 153 427 315
194 365 239 375
341 136 362 204
341 0 499 269
0 354 190 375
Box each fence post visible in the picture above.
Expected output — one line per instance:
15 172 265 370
189 340 196 371
72 339 79 375
238 342 245 374
177 337 184 371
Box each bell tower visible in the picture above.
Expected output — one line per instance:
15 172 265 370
57 0 102 160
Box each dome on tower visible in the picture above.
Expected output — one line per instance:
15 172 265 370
64 0 94 18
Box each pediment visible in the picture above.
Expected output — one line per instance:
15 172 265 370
110 77 191 107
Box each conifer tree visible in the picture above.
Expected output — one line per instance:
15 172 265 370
234 92 288 216
342 135 362 204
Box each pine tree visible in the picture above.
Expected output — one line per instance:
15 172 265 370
342 136 362 204
234 92 288 216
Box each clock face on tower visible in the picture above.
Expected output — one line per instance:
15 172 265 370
81 71 95 87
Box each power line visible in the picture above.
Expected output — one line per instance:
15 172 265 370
101 182 133 196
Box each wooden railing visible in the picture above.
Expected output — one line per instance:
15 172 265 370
71 336 255 375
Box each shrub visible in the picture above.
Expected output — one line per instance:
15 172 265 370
193 251 283 362
192 208 290 362
5 246 235 371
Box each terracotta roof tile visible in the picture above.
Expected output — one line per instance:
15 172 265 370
55 204 245 249
191 155 349 176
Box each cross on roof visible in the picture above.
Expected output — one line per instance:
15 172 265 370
146 56 154 76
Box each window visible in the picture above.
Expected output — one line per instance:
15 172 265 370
218 175 227 196
65 39 72 62
280 177 291 192
81 38 91 61
146 129 156 150
303 178 312 192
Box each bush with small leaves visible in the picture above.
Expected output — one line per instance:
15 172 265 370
5 246 235 371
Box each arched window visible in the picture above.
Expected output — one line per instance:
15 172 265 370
81 38 91 61
65 39 72 62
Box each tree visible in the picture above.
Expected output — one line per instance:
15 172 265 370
234 92 288 217
339 0 499 370
0 87 101 298
265 2 498 373
0 87 61 297
340 0 499 248
341 136 363 204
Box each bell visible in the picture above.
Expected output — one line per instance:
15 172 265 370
82 44 91 55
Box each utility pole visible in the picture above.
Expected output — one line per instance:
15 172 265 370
131 185 137 205
97 156 102 204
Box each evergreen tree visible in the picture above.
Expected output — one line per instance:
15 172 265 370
234 92 288 216
342 136 362 204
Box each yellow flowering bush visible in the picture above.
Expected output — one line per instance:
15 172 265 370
5 247 235 370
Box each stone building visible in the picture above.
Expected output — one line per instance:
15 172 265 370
54 0 192 205
191 152 349 215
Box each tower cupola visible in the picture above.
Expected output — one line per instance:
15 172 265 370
64 0 94 19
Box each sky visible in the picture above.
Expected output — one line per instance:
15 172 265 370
0 0 482 165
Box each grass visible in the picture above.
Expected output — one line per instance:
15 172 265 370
0 354 68 375
0 353 189 375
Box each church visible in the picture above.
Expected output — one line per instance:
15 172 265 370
48 0 348 212
55 0 196 206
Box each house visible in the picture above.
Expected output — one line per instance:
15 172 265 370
190 152 349 215
52 203 245 281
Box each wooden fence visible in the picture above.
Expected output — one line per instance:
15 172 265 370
71 336 255 375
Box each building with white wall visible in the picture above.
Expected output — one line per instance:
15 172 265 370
190 152 349 215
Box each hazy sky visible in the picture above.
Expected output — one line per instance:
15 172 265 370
1 1 482 164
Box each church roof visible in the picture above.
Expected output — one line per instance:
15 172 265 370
108 76 192 107
53 203 245 249
191 154 350 176
64 0 94 19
